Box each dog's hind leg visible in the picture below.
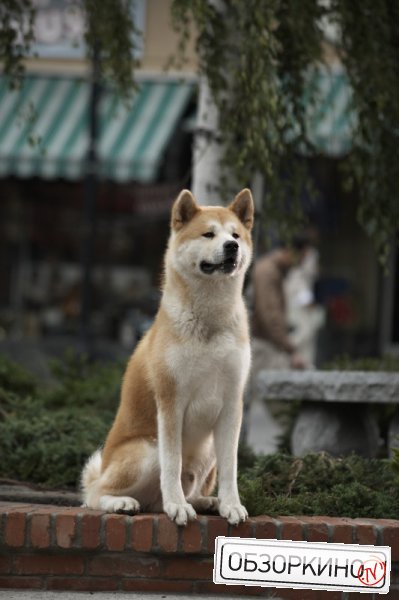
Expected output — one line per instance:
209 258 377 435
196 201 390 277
182 456 219 513
82 438 160 514
190 465 219 513
201 463 217 496
99 494 140 514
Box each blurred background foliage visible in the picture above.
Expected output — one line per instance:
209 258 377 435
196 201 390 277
172 0 399 258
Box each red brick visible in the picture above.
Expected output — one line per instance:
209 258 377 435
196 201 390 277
157 515 179 552
377 518 399 527
130 514 153 552
324 516 354 544
0 555 12 574
252 516 279 540
181 518 202 553
122 579 193 593
88 554 161 578
14 554 84 575
4 512 26 547
29 514 50 548
104 514 126 551
81 512 102 549
354 517 385 526
55 514 77 549
303 517 329 542
381 522 399 561
0 503 32 511
163 556 213 580
207 516 228 552
279 516 304 541
47 577 119 591
28 505 58 515
354 522 378 546
0 576 44 589
228 518 254 539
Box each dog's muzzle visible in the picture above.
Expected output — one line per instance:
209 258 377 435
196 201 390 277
200 241 239 275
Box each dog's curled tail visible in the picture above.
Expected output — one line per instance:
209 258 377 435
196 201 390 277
81 449 102 506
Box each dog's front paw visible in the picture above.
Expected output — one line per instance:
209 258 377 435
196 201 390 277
219 501 248 525
164 501 197 526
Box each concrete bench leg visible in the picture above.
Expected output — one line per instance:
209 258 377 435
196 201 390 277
388 410 399 457
291 402 380 458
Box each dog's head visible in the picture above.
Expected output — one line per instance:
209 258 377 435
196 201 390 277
169 189 254 280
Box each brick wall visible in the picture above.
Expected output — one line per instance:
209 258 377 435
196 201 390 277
0 501 398 598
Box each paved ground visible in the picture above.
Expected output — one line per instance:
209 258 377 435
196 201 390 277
0 592 275 600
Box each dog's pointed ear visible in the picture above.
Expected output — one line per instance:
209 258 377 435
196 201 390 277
171 190 200 231
229 189 254 231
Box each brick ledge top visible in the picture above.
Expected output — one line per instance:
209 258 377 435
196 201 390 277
0 501 398 560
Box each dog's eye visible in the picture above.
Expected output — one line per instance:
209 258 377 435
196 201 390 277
202 232 215 239
232 233 240 239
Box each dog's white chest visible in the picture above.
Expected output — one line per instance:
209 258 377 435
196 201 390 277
165 334 250 442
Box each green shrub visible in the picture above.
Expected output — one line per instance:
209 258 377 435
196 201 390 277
0 355 38 395
238 449 399 519
0 407 110 488
44 350 122 410
1 354 399 521
0 352 123 489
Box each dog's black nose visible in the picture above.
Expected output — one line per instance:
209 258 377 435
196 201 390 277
224 240 239 255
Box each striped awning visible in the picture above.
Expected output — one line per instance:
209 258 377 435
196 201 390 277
0 75 194 182
304 66 356 156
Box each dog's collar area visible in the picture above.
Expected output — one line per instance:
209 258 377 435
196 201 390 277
200 257 238 274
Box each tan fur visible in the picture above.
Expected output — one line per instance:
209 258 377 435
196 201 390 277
81 188 254 525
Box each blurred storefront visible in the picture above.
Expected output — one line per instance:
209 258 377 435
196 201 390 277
0 1 396 362
0 0 197 352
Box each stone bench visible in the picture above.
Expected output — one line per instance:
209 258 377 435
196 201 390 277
256 370 399 457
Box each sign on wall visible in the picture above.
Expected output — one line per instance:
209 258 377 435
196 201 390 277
30 0 146 59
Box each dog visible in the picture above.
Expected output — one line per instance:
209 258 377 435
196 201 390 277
81 188 254 525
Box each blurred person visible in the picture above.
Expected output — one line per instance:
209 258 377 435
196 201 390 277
250 236 310 376
241 237 311 449
284 245 326 367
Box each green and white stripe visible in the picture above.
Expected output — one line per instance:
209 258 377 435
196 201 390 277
0 75 194 182
0 69 355 182
305 66 356 156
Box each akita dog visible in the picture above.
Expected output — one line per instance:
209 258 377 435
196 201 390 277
81 188 254 525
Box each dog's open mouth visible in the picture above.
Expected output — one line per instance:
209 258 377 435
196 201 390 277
200 257 237 275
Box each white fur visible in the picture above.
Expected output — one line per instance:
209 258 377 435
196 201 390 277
170 218 251 282
99 495 140 513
